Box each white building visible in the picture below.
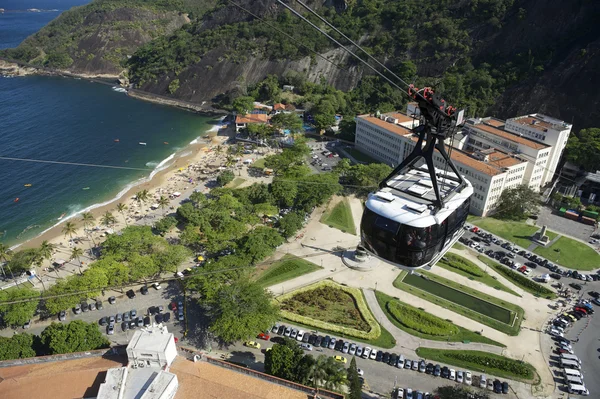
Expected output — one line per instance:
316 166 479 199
98 326 179 399
355 113 529 216
504 114 572 185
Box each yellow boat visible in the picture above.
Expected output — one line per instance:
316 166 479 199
24 184 32 187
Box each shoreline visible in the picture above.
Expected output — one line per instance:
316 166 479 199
14 117 230 251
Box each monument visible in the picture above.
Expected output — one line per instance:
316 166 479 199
532 225 550 246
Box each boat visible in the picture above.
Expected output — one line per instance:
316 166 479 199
164 142 169 145
114 139 120 142
139 142 147 146
57 213 66 220
111 86 127 93
24 184 32 187
82 187 90 190
14 198 19 203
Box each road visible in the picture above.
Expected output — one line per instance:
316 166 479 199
307 141 342 173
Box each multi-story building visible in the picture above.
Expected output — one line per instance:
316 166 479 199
355 113 528 216
504 114 572 185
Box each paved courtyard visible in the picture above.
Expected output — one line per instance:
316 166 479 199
534 206 597 244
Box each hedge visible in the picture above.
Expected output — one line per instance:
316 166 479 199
416 348 536 381
386 301 459 336
276 280 381 340
477 256 556 299
439 253 484 277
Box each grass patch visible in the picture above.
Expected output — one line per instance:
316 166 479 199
320 199 356 235
452 242 466 250
375 291 504 347
345 147 379 164
281 285 369 331
477 256 557 299
255 254 322 288
436 253 520 297
394 271 524 335
250 158 266 169
416 348 537 382
226 177 246 189
533 236 599 271
467 217 557 248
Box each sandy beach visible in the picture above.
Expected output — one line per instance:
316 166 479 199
13 119 234 279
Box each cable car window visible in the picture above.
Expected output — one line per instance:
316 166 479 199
374 216 400 234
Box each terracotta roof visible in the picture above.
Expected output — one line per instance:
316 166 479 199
472 122 549 150
0 355 126 399
385 112 416 124
511 115 555 132
235 114 269 124
485 118 505 128
273 103 286 111
171 358 310 399
358 115 413 137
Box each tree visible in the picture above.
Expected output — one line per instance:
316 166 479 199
216 170 235 187
61 221 77 242
207 278 279 343
154 216 178 235
39 320 110 355
232 95 255 114
135 189 149 213
0 243 15 282
257 74 281 102
278 211 304 238
70 247 84 275
264 337 304 381
566 128 600 172
81 212 96 245
0 287 39 327
0 333 36 360
101 211 117 229
116 203 128 226
436 386 489 399
38 240 56 262
348 356 362 399
239 226 284 264
189 191 207 208
270 112 303 133
271 179 298 208
247 123 275 140
157 195 170 215
495 184 540 220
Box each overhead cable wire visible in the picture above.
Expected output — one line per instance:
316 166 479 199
0 156 152 171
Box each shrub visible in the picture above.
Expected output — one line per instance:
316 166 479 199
439 253 484 277
445 352 532 378
386 301 459 336
479 256 555 297
277 280 381 340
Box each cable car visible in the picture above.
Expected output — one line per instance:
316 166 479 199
360 85 473 269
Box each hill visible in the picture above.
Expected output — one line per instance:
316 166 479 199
3 0 599 128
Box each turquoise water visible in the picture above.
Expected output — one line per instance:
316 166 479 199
0 2 214 246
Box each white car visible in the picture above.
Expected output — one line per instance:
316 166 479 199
355 346 363 357
397 388 404 398
411 360 418 371
357 368 364 376
370 349 378 360
405 388 413 399
284 327 291 336
296 330 304 341
589 238 599 244
349 343 357 355
550 329 564 338
449 369 456 380
153 282 162 290
290 329 298 339
457 371 464 383
523 268 532 276
362 347 371 359
464 371 472 385
300 343 312 351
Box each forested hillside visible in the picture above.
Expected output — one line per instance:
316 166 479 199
3 0 599 127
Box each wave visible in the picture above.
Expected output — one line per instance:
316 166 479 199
146 161 160 168
179 150 192 158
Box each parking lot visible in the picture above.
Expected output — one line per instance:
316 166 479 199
307 141 342 173
536 206 597 244
222 323 515 398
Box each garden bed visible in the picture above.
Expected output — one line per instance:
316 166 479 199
320 199 356 235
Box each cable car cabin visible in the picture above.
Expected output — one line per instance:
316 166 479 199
361 167 473 269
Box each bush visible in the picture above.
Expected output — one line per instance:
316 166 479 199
386 301 459 336
439 253 484 277
278 280 381 340
216 170 235 186
478 256 555 298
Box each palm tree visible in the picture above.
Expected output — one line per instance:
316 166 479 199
70 247 84 275
135 189 149 214
36 240 56 290
157 195 170 216
0 243 16 284
62 221 77 242
101 211 117 229
116 202 128 226
81 211 96 246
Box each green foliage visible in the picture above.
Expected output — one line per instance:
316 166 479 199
232 96 255 114
495 184 540 220
477 256 556 298
348 356 362 399
206 278 279 343
255 254 322 288
416 348 536 381
264 337 304 381
0 333 36 360
270 112 303 133
154 215 178 235
436 386 490 399
439 253 484 277
5 248 38 275
45 52 74 69
239 226 284 264
278 211 305 238
0 287 40 327
216 170 235 187
566 128 600 172
387 301 459 336
320 199 356 235
40 320 110 355
168 78 180 94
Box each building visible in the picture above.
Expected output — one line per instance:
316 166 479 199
504 114 572 185
355 113 529 216
126 327 177 369
235 113 268 132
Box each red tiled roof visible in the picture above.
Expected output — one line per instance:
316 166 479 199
474 122 548 150
358 115 413 137
236 114 268 124
385 112 417 124
273 103 286 111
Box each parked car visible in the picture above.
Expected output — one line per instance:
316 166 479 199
434 364 441 377
441 366 450 378
301 343 313 351
140 286 148 295
278 325 286 335
419 360 426 373
107 325 114 335
493 380 502 393
333 355 347 364
502 381 509 394
349 343 357 355
126 289 136 298
81 302 89 312
570 283 583 291
96 300 103 310
412 360 419 370
376 351 384 362
382 352 390 363
465 371 472 385
449 369 456 381
58 310 66 321
457 371 464 383
108 296 116 304
362 347 371 359
425 363 434 374
245 341 261 349
296 330 305 341
342 341 350 353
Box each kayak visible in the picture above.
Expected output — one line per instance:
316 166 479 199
24 184 32 187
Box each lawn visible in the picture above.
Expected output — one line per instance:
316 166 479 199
394 271 524 335
226 177 246 189
375 291 504 347
255 254 322 288
320 199 356 235
416 348 537 382
345 147 379 164
436 253 520 297
250 158 266 169
467 216 557 248
452 242 467 250
533 236 599 271
477 256 557 299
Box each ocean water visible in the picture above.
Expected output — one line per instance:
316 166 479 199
0 1 214 246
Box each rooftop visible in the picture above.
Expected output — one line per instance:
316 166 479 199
385 112 418 125
127 328 173 353
470 120 549 150
235 113 269 124
272 103 286 111
358 114 413 137
510 114 571 132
